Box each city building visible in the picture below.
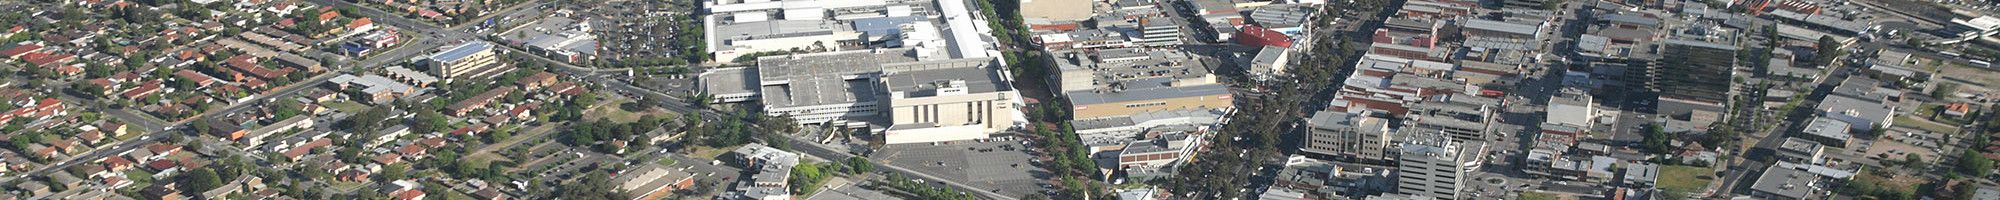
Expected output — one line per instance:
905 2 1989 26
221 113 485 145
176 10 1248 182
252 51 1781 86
1622 162 1659 188
1749 162 1855 200
1654 40 1739 129
426 41 512 82
1395 133 1483 199
1775 137 1825 164
327 74 417 104
1798 117 1852 148
1247 46 1291 82
1818 76 1897 131
749 49 920 127
1114 133 1203 176
704 47 1024 138
1139 17 1184 47
1302 111 1395 161
1545 87 1596 128
730 144 800 200
878 58 1023 144
1067 82 1233 120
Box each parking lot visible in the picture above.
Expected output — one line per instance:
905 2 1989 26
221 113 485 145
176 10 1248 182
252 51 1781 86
872 140 1050 197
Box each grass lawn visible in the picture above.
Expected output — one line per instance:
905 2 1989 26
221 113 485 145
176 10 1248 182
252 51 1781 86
125 170 154 185
657 157 679 166
584 98 676 123
1894 116 1961 134
465 124 557 163
445 190 476 200
1520 192 1560 200
1915 104 1941 119
324 101 371 113
1855 169 1923 194
1658 165 1715 199
326 181 368 193
686 144 743 160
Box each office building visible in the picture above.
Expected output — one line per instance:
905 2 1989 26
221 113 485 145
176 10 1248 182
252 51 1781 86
1395 132 1482 199
426 41 512 82
1655 39 1738 105
1303 111 1395 161
1139 17 1184 46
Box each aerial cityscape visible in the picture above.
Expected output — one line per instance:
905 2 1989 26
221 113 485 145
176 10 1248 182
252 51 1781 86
0 0 1997 198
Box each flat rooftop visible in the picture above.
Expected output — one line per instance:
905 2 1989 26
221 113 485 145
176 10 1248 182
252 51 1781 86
1066 81 1230 105
715 20 850 42
1020 0 1094 21
1777 137 1822 154
1749 162 1820 200
1802 117 1851 141
756 48 920 82
880 59 1010 97
763 78 878 108
701 67 760 95
431 41 495 63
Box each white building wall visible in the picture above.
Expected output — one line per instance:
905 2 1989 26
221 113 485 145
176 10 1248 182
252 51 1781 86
883 125 988 144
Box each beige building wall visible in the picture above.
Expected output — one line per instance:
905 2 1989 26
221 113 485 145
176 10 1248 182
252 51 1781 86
1072 95 1233 120
888 90 1018 133
434 50 497 79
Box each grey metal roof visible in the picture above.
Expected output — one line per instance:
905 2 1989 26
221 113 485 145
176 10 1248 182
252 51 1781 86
715 20 847 42
1464 19 1541 37
879 59 1010 96
1597 13 1661 27
756 48 918 82
850 16 928 38
1249 4 1313 28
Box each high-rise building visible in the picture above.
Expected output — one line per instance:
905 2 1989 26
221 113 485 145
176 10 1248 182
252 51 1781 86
1303 111 1395 162
1654 39 1738 105
1396 132 1483 199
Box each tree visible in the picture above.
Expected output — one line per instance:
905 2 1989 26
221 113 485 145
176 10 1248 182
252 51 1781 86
414 110 448 134
789 163 830 195
846 157 874 173
1959 150 1992 176
1814 36 1845 67
1641 124 1671 153
273 100 302 120
346 105 393 132
191 117 215 135
1902 153 1925 169
184 168 225 193
381 163 409 181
